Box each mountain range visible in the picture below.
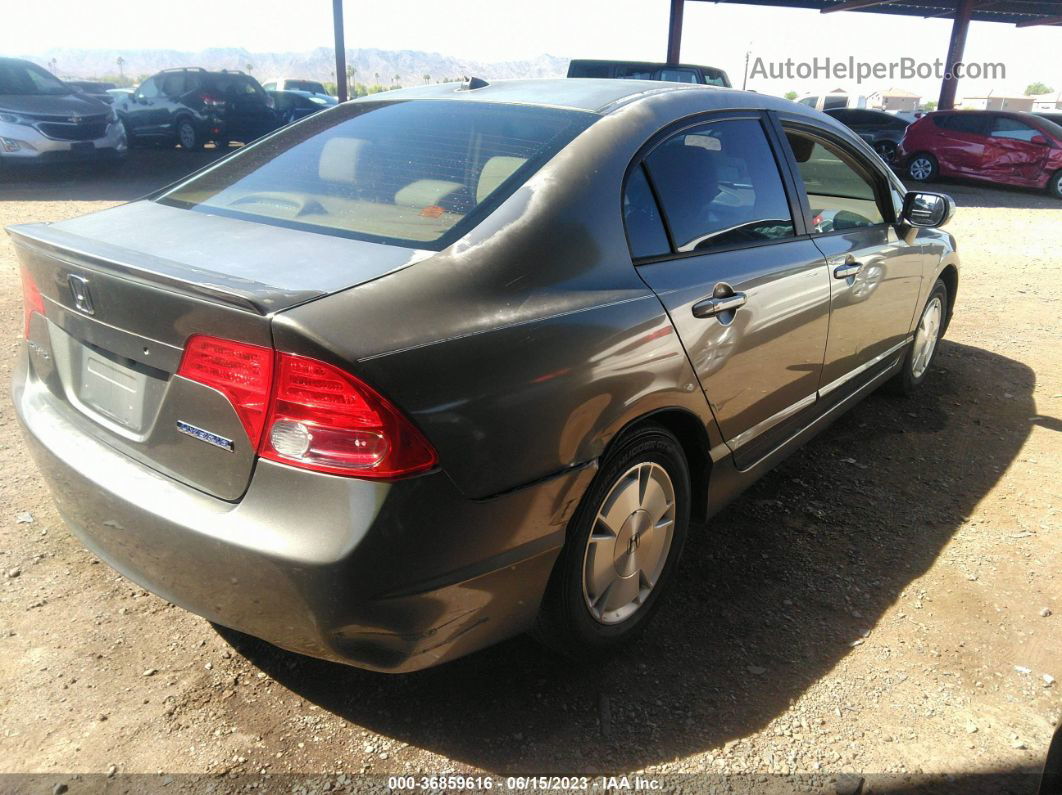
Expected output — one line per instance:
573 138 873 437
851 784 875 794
19 47 571 87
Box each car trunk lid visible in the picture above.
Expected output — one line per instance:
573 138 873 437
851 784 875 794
10 200 430 501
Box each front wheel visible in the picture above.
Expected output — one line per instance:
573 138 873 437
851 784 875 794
907 152 939 182
1048 170 1062 200
886 279 948 396
535 424 690 658
176 118 202 151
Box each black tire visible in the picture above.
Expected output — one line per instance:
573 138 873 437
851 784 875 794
176 118 203 151
874 140 899 164
907 152 938 183
1048 170 1062 200
886 278 948 396
535 423 691 659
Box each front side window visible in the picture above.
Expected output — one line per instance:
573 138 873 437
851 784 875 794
784 130 885 232
642 118 795 253
137 77 159 99
157 100 595 249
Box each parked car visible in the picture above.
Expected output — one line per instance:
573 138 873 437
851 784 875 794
900 110 1062 198
568 59 730 87
824 107 909 163
65 80 117 104
1036 111 1062 128
11 78 958 672
798 94 867 111
114 67 279 151
262 78 335 102
268 89 336 125
0 57 126 168
106 88 134 103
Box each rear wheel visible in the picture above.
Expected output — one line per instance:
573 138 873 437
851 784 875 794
535 424 690 658
907 152 938 182
1048 170 1062 200
874 140 898 164
176 118 202 151
887 278 948 396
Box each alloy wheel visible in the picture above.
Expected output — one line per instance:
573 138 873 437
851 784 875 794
910 156 934 181
178 122 196 149
911 296 943 379
581 462 676 625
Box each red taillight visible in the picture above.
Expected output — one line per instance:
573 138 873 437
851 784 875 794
199 93 225 108
20 266 45 338
177 335 274 446
259 353 437 478
177 335 437 479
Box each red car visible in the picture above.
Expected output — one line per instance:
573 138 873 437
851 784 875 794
899 110 1062 198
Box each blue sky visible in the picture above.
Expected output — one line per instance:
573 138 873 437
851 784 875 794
5 0 1061 100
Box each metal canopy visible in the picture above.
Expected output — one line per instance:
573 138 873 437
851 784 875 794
702 0 1062 25
668 0 1062 110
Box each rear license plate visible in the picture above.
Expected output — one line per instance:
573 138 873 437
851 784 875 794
79 354 148 430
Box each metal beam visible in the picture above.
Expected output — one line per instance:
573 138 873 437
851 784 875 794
938 0 975 110
333 0 348 103
821 0 901 14
1016 13 1062 26
667 0 685 64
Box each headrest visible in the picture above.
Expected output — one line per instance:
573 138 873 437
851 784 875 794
394 180 463 209
318 137 367 184
476 156 526 204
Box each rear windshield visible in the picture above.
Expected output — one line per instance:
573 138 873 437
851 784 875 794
157 100 595 249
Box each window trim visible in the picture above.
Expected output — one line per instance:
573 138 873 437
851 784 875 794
771 114 900 239
621 110 808 266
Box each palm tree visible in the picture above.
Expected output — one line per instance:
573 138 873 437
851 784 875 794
423 73 430 84
116 56 125 79
245 63 254 74
48 58 57 74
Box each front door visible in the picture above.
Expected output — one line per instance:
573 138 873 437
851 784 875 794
777 122 925 394
983 115 1052 184
625 114 832 467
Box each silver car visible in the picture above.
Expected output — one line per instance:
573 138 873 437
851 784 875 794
0 58 126 168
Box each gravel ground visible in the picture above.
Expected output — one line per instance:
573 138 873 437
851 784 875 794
0 151 1059 793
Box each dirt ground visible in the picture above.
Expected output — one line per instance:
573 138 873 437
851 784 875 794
0 150 1059 793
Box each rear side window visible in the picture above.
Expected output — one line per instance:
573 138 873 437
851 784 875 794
157 101 595 249
623 165 670 259
702 70 729 87
934 113 988 135
642 118 795 253
161 73 186 97
783 131 885 231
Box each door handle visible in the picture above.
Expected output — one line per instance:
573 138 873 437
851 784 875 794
692 292 747 318
832 259 864 279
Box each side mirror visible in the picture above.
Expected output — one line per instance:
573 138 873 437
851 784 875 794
901 190 956 229
1030 134 1050 146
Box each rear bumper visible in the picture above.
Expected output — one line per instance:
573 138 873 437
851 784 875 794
12 349 590 672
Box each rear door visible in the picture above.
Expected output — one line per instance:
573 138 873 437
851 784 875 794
983 115 1052 182
628 113 832 468
931 113 991 174
776 119 925 395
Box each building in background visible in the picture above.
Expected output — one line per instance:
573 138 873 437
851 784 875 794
1032 95 1062 112
867 87 921 112
960 95 1035 111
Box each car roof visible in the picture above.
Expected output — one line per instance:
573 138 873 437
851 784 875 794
357 78 808 117
569 59 725 71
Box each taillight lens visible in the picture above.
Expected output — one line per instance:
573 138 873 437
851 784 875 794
20 266 45 338
259 353 437 478
177 335 274 446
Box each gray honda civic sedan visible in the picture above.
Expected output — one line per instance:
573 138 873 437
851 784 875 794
10 79 958 672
